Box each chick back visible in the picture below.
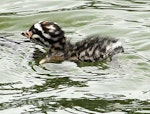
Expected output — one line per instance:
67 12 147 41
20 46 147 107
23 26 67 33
67 36 124 62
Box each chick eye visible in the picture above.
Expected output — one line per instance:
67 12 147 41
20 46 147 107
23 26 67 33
31 28 36 34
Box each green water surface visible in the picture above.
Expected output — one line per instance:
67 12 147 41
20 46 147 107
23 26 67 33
0 0 150 114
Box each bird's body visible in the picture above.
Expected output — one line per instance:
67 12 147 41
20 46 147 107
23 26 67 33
22 21 124 64
64 37 123 61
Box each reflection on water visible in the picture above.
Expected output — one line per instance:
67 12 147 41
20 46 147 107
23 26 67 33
0 77 150 113
0 0 150 114
1 96 150 113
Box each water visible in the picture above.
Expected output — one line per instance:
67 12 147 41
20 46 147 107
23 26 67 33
0 0 150 114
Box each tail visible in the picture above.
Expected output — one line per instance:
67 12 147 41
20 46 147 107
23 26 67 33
106 40 124 56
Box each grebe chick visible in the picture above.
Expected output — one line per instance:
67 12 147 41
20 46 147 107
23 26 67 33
22 21 124 64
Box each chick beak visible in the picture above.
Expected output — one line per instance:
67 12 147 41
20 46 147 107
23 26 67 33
21 31 33 39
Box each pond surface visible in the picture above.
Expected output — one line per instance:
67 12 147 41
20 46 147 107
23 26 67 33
0 0 150 114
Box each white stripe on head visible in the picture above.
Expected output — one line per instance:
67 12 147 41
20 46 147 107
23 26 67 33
34 23 43 32
34 22 51 39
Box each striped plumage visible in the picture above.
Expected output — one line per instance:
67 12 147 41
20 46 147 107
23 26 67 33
22 21 124 64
